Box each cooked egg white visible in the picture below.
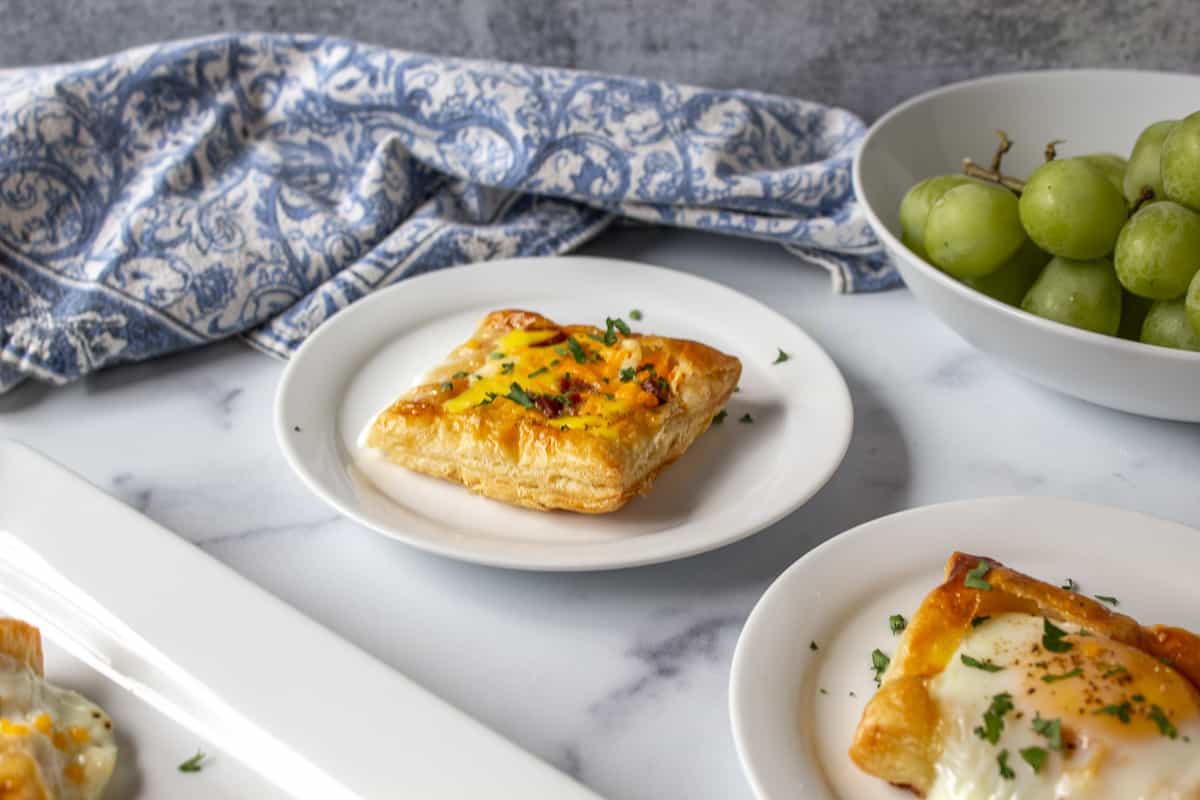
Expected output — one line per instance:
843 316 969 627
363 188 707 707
0 653 117 799
927 612 1200 800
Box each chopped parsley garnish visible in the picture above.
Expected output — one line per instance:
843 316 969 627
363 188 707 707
549 358 560 367
870 649 890 686
1019 746 1047 773
739 413 754 424
1094 594 1119 606
971 615 991 627
1095 702 1132 723
818 687 828 695
712 409 728 425
504 383 535 409
961 654 1004 672
603 316 631 344
440 381 453 392
451 371 469 379
810 641 819 652
490 351 506 359
1027 714 1065 753
773 348 791 364
1041 667 1082 683
1149 704 1179 739
637 363 655 374
629 309 643 321
1061 578 1079 591
1132 693 1146 703
974 692 1014 744
528 366 549 378
964 560 993 591
477 392 498 406
619 367 636 383
553 345 568 357
604 392 616 400
997 749 1015 779
500 361 515 375
733 386 741 392
889 614 907 635
1032 714 1063 750
178 751 207 773
1101 664 1128 678
1042 618 1074 653
566 338 588 363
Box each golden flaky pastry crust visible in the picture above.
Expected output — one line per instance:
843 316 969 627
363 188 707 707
366 310 741 513
849 553 1200 795
0 621 42 678
0 620 47 800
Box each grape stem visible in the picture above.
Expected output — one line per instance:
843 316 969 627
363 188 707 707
990 129 1012 172
1044 139 1066 162
962 159 1026 194
1133 186 1155 213
962 129 1026 194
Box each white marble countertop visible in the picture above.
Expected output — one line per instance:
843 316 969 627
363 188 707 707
2 227 1199 800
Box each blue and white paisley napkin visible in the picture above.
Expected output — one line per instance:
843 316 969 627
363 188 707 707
0 34 891 392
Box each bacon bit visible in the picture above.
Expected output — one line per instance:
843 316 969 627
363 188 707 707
534 395 566 419
529 331 567 347
641 377 671 405
558 376 592 394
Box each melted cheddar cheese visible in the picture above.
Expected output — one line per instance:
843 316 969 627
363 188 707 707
437 322 674 438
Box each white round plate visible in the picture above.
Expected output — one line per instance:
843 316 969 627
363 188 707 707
729 496 1200 799
854 70 1200 422
274 256 853 571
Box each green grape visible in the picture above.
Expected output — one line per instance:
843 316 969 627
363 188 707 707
1187 269 1200 337
1141 298 1200 351
1018 158 1128 259
1118 291 1153 341
1079 153 1127 194
925 181 1025 279
1123 120 1177 206
1162 111 1200 212
898 175 972 260
964 238 1049 306
1020 256 1122 335
1113 201 1200 299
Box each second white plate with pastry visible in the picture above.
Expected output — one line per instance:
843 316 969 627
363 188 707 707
275 256 853 571
729 497 1200 800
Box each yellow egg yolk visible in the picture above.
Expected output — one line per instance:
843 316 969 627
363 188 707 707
1016 632 1200 742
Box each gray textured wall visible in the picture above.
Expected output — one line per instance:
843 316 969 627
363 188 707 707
2 0 1197 120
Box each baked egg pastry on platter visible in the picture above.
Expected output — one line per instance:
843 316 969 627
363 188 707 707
729 497 1200 800
275 256 854 570
0 619 116 800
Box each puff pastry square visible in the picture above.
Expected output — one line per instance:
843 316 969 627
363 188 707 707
364 309 741 513
850 553 1200 796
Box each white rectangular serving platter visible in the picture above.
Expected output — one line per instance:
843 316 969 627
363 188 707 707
0 439 602 799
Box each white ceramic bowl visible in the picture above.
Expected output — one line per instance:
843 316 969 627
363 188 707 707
854 70 1200 422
